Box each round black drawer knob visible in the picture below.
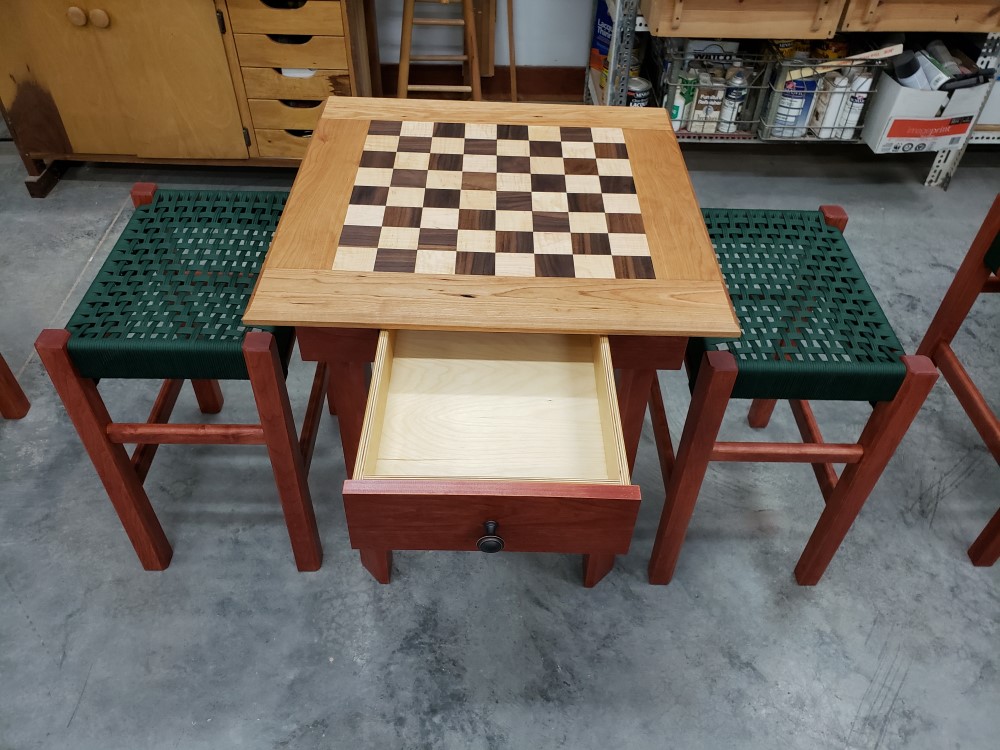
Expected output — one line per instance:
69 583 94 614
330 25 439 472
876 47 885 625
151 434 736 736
476 521 504 554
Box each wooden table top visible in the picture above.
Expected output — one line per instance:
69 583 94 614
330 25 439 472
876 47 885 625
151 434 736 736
243 98 739 338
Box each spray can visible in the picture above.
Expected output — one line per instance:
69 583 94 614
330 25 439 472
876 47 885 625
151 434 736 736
717 68 748 133
834 73 873 140
812 72 850 139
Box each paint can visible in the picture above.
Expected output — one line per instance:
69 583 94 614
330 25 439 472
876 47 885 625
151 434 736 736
627 77 652 107
601 51 642 88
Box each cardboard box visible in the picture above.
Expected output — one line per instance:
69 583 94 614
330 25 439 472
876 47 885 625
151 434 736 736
862 75 991 154
979 75 1000 127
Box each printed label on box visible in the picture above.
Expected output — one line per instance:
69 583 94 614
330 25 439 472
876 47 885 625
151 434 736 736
874 116 974 153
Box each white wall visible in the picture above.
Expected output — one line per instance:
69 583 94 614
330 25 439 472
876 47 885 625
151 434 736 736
374 0 594 67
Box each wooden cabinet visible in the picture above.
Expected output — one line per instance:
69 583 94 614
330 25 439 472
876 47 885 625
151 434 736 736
0 0 374 195
229 0 357 159
0 0 247 159
641 0 1000 38
840 0 1000 33
640 0 850 40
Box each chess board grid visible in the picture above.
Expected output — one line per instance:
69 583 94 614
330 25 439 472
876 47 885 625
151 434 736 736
331 120 656 281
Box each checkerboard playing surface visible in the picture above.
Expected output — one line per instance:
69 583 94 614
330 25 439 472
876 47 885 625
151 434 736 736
331 120 655 280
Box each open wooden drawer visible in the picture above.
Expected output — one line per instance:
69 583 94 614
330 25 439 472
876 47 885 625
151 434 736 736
343 330 641 587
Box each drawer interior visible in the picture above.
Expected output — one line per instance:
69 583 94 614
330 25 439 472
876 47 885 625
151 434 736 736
356 331 629 485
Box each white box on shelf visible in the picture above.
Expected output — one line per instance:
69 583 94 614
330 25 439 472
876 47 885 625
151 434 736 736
862 75 991 154
979 75 1000 126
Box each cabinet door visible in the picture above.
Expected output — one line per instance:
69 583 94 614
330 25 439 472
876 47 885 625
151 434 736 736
841 0 1000 33
641 0 849 39
96 0 248 158
0 1 130 156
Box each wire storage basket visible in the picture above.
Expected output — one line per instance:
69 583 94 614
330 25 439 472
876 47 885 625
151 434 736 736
758 57 886 142
657 48 773 140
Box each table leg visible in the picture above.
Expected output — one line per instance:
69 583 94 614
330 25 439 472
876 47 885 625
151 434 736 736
328 361 369 477
617 367 656 474
360 548 392 583
582 553 615 587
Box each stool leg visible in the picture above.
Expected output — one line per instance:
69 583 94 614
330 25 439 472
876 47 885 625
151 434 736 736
191 380 224 414
396 0 416 98
794 355 938 585
648 352 738 585
747 399 777 428
34 330 172 570
244 332 322 572
0 353 30 419
462 0 482 101
969 506 1000 567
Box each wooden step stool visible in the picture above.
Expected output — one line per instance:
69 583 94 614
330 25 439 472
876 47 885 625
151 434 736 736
397 0 481 100
36 184 329 571
918 194 1000 566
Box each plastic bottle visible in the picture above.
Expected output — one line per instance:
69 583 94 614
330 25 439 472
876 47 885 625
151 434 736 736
834 73 873 140
670 70 698 132
916 51 950 89
814 73 850 138
717 69 749 134
894 51 930 90
926 40 962 77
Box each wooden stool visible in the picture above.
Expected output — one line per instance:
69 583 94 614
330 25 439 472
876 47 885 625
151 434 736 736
0 352 30 419
917 194 1000 566
397 0 481 100
36 184 328 571
648 206 938 585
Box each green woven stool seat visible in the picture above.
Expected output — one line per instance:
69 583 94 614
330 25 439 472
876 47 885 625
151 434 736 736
690 209 907 402
66 189 293 380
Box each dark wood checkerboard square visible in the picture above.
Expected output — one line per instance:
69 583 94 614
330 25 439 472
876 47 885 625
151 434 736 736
332 120 654 281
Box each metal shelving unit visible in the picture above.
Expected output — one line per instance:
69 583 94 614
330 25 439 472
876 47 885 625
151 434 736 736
583 0 640 107
925 32 999 188
588 4 999 188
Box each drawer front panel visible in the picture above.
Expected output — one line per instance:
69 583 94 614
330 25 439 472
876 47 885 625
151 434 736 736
235 33 349 69
242 66 351 99
640 0 848 39
256 128 312 158
841 0 1000 32
343 480 642 554
229 0 345 36
249 98 325 130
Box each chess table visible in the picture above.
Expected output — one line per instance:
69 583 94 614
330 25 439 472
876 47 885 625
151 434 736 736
244 98 740 584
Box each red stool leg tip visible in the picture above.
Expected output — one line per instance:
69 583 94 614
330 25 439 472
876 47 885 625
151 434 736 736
131 183 158 208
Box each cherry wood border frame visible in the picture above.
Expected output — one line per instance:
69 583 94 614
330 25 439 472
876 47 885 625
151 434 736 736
917 194 1000 566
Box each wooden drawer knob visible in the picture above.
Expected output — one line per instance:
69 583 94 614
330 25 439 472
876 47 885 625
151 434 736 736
67 6 88 26
89 8 111 28
476 521 504 553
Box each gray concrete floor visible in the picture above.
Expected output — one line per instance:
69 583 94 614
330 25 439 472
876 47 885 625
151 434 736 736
1 139 999 750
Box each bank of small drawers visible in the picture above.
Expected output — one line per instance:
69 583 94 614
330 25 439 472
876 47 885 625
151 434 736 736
230 0 351 159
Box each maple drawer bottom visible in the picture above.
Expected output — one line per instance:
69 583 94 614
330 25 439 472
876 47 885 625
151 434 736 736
343 330 641 587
